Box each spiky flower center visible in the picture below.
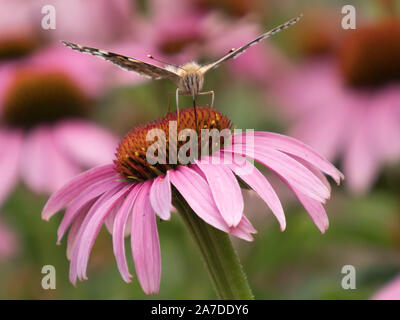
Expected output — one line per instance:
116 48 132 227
338 19 400 88
295 12 339 58
2 69 89 129
115 106 233 182
159 34 204 55
196 0 260 17
0 36 38 61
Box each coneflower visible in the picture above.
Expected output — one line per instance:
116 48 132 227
43 106 343 298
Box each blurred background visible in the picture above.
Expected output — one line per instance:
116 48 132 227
0 0 400 299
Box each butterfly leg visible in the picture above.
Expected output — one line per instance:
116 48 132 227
175 88 181 123
192 95 199 132
198 91 215 108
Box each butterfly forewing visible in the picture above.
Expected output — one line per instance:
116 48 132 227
199 14 303 74
61 41 181 82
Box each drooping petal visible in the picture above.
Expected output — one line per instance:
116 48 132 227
74 184 132 282
195 159 244 227
131 181 161 295
113 184 143 283
170 166 255 241
291 155 332 193
57 177 122 242
229 216 257 242
0 129 22 206
42 164 117 220
54 120 118 167
66 199 96 260
169 166 231 233
227 159 286 231
223 145 331 203
233 131 344 184
69 183 128 284
272 171 329 233
149 173 172 220
292 188 329 234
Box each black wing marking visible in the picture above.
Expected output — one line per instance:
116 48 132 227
61 41 181 83
200 14 303 74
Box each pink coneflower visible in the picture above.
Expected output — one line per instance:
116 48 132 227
0 46 118 205
43 106 342 295
372 274 400 300
274 19 400 194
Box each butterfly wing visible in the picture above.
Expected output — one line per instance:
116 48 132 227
199 14 303 74
61 41 181 83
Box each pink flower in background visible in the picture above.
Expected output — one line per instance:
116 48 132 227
42 107 342 294
40 0 136 44
2 0 137 46
274 19 400 194
0 218 19 260
372 274 400 300
0 46 118 206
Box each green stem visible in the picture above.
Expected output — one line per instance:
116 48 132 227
173 193 254 300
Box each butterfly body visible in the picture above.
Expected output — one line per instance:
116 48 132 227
167 62 205 96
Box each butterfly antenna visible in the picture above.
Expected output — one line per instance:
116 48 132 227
147 54 184 70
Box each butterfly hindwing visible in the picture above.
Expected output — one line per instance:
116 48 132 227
61 41 180 82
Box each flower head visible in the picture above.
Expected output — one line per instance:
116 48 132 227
273 18 400 194
43 106 343 294
0 46 118 205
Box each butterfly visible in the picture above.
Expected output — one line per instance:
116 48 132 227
62 14 302 116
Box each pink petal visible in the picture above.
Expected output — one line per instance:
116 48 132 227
343 116 379 194
58 177 123 243
149 173 172 220
131 181 161 295
71 183 131 283
372 89 400 162
372 274 400 300
169 166 231 233
113 184 143 283
288 103 347 161
195 159 244 227
66 199 96 260
54 120 118 167
0 129 22 206
233 131 344 184
42 164 117 220
292 189 329 234
292 155 332 193
227 159 286 231
170 166 255 241
20 126 80 195
230 216 257 241
222 145 331 203
272 172 329 233
69 184 126 284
